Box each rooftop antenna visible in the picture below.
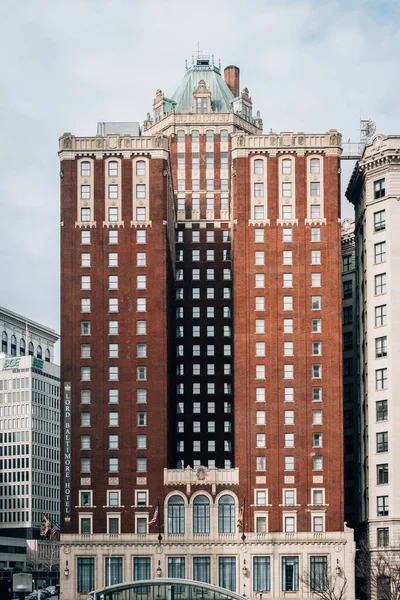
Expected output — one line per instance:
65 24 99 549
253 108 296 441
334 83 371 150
192 42 203 57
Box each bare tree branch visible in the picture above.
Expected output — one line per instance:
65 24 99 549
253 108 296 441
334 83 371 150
301 568 348 600
357 542 400 600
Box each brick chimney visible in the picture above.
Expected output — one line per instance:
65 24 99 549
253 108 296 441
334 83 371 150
224 65 240 98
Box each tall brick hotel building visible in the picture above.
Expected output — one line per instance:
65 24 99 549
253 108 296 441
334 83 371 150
59 56 354 599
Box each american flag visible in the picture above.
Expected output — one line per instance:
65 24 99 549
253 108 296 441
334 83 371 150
237 501 245 528
50 522 60 540
149 501 159 525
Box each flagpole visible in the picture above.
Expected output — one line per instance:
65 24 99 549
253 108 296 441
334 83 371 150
157 500 162 544
241 496 246 542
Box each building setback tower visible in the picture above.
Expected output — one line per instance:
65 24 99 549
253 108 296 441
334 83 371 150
347 134 400 587
59 57 354 600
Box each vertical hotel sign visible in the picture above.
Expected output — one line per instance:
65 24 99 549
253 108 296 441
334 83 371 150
64 382 72 525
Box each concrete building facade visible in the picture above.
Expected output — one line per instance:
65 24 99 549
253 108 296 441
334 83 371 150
347 135 400 565
59 57 354 600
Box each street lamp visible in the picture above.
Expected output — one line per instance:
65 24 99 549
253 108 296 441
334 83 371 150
64 560 70 578
242 559 248 577
335 559 341 576
156 560 162 577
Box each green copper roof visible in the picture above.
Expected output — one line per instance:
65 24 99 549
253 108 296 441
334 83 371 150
171 57 234 114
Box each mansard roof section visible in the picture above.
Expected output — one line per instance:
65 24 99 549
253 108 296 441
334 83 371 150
171 57 234 114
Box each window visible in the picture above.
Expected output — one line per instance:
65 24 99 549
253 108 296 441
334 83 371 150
377 464 389 485
375 305 387 327
109 435 118 449
285 433 294 448
313 456 323 470
284 364 294 379
280 319 293 336
312 273 321 287
81 230 91 245
313 433 323 447
109 389 119 403
255 319 265 334
282 556 299 591
312 341 322 356
193 495 210 533
311 228 320 242
137 298 146 312
81 344 91 358
374 178 385 199
313 410 322 425
81 412 91 427
282 228 292 243
377 528 389 547
283 296 293 311
81 207 91 221
377 496 389 517
254 159 264 174
168 495 184 533
81 367 91 381
256 342 265 356
376 400 388 422
108 253 118 267
282 182 292 197
283 251 292 265
253 556 271 592
109 275 118 290
254 251 264 266
284 489 295 505
375 242 386 264
255 297 265 311
109 412 119 426
105 557 122 587
136 184 146 199
376 368 388 390
255 229 264 244
256 365 265 379
377 432 388 453
312 489 323 505
254 183 264 197
284 411 294 425
310 182 320 197
284 388 294 402
81 389 91 403
282 158 292 174
376 336 387 358
342 255 351 272
256 433 266 447
375 273 387 295
219 557 236 592
310 556 327 592
137 458 147 472
282 205 292 219
285 456 294 470
254 389 265 405
77 558 94 594
109 366 119 381
284 516 296 533
81 458 90 472
81 184 90 199
312 319 321 332
374 210 386 231
218 495 235 533
283 273 293 288
81 253 91 268
109 320 119 335
109 298 118 313
108 184 118 200
136 207 146 221
343 281 352 299
310 158 320 173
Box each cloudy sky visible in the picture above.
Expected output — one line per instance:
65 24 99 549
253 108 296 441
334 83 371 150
1 0 399 355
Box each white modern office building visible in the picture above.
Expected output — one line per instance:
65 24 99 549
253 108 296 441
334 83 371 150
0 306 60 532
346 135 400 559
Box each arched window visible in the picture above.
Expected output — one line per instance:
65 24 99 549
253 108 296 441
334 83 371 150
10 335 17 357
81 161 91 177
193 495 210 534
20 338 26 356
254 159 263 175
220 130 229 142
177 131 185 143
28 342 34 356
37 345 42 359
2 332 7 353
218 495 235 533
191 131 199 143
168 495 185 534
136 161 145 176
310 158 320 173
282 159 292 174
45 349 51 362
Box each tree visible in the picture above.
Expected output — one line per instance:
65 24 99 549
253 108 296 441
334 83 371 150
27 539 60 572
301 564 348 600
357 543 400 600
